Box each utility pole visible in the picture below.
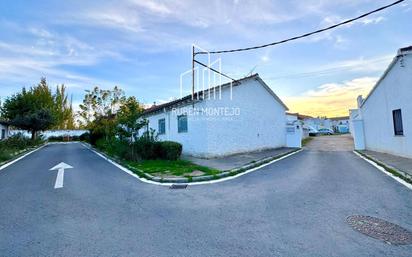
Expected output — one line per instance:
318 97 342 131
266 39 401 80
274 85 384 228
192 45 195 100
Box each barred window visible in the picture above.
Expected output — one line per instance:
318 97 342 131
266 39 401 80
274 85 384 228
177 115 188 133
392 109 403 136
158 118 166 134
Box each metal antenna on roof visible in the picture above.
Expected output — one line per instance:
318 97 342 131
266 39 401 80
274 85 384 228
247 65 258 77
191 45 236 101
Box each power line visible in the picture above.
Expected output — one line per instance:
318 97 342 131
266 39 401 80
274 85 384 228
193 60 236 81
195 0 405 55
264 56 393 80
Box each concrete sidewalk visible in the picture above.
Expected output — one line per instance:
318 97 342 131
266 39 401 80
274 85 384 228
183 147 295 171
362 150 412 178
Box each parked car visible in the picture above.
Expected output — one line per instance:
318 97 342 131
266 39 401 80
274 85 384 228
318 128 334 135
307 126 319 136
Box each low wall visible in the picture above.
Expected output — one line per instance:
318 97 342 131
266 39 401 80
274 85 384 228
10 130 89 139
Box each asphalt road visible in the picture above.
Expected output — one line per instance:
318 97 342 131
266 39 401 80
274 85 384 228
0 143 411 257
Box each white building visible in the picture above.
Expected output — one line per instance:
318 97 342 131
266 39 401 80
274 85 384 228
329 116 350 133
349 109 360 136
351 46 412 158
0 121 9 140
141 74 296 158
302 117 331 131
286 113 310 139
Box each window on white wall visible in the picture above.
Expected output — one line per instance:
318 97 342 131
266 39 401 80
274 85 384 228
177 115 188 133
158 118 166 134
1 129 5 139
392 109 403 136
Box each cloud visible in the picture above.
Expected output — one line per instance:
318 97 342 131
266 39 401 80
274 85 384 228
264 54 393 81
129 0 171 15
0 26 122 99
285 76 378 117
79 10 143 33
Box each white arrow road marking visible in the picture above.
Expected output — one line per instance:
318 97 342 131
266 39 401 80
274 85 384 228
50 162 73 189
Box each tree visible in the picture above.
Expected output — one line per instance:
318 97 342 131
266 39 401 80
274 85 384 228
77 87 146 145
78 86 125 126
78 86 127 143
53 85 75 129
116 96 146 141
1 78 76 139
1 78 56 139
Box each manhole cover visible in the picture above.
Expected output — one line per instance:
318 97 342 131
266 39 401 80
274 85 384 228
169 184 188 189
346 215 412 245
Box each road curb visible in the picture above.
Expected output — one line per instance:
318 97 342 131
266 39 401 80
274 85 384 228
353 150 412 190
83 143 302 186
0 144 47 171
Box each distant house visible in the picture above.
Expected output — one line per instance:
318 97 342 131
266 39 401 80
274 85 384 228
351 46 412 158
0 121 9 140
301 116 332 131
329 116 350 133
286 112 310 138
141 74 295 158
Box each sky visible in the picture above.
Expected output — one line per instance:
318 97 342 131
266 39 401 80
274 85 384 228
0 0 411 117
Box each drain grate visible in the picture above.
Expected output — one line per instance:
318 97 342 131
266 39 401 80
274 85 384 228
346 215 412 245
169 184 188 189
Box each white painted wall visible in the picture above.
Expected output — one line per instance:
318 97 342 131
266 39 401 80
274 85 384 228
303 118 333 130
286 124 302 148
286 114 298 122
9 130 89 139
352 119 365 150
144 101 209 157
144 77 287 157
359 50 412 158
203 78 287 157
349 109 360 135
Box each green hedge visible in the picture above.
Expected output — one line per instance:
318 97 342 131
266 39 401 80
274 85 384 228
132 140 182 160
95 137 182 161
156 141 182 160
0 134 44 162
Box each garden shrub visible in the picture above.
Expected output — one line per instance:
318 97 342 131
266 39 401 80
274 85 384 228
93 128 182 161
0 134 44 162
131 140 182 160
79 132 90 142
133 137 156 160
96 138 129 159
157 141 182 160
89 130 104 146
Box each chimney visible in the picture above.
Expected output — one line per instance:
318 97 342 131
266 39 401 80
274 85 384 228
357 95 363 108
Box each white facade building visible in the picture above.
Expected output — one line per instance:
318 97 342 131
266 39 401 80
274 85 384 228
330 116 350 133
0 122 9 140
351 46 412 158
302 117 333 131
142 74 294 158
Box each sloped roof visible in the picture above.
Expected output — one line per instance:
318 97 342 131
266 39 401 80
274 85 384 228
360 45 412 108
143 73 288 116
329 116 349 121
286 112 313 120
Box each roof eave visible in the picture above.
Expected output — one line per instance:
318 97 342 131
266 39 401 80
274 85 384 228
255 76 289 111
360 46 411 108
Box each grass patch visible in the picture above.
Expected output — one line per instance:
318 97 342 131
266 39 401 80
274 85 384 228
301 137 313 146
127 159 221 177
0 135 44 163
